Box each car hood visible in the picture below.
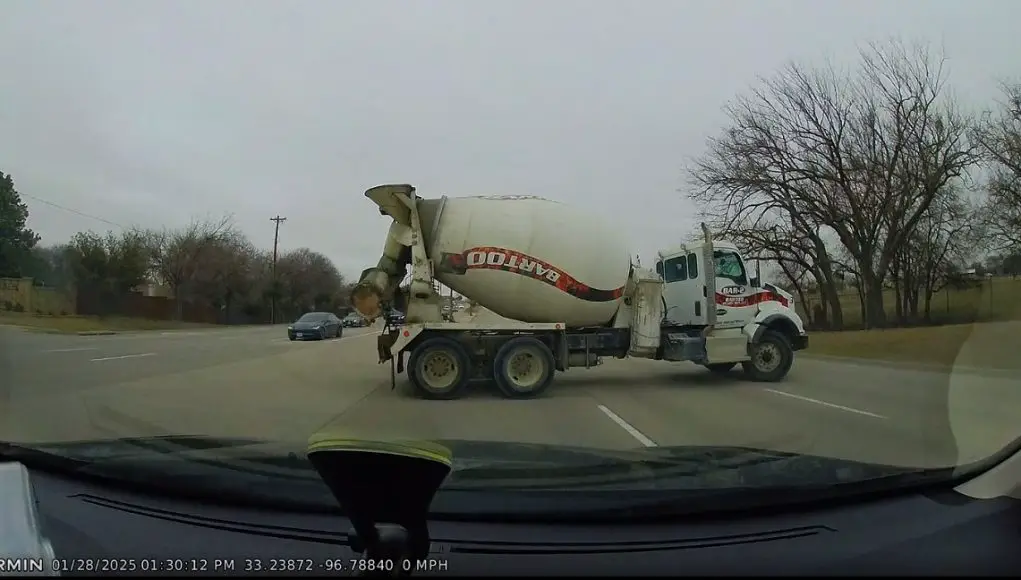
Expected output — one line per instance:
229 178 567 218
5 435 921 488
3 435 955 520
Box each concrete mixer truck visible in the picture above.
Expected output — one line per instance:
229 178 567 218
350 184 808 400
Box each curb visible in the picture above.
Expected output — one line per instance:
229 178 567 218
77 330 118 336
801 353 1018 379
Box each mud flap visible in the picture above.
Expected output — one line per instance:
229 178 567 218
377 331 397 364
390 355 397 391
378 330 405 390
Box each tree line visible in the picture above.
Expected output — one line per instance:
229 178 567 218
687 40 1021 330
1 174 350 323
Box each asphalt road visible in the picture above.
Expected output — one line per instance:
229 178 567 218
2 323 1019 468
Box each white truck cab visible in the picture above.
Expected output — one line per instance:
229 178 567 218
655 233 807 379
657 241 792 328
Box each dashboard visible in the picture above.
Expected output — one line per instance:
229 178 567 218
5 457 1020 576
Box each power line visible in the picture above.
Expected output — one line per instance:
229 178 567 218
19 191 124 229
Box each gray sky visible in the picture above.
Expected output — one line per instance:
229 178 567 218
1 0 1018 280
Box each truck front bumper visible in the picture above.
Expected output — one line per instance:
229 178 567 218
791 333 809 351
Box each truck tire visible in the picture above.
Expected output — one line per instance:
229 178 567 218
704 362 736 373
742 329 793 382
493 337 555 399
408 337 472 400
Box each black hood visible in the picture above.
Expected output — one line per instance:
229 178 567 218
2 435 948 521
6 435 919 488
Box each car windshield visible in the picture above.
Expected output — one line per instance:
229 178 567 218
296 313 327 323
2 4 1020 520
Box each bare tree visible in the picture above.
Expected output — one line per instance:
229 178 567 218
890 185 979 323
65 230 152 294
974 82 1021 251
275 247 345 318
688 40 979 328
149 215 241 319
192 236 259 322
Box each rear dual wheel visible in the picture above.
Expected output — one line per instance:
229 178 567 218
492 337 555 399
409 337 472 400
408 335 556 400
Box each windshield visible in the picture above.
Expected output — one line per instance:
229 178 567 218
296 313 327 323
714 250 748 285
2 4 1020 520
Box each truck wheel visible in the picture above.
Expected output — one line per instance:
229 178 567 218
704 362 736 373
493 337 555 399
408 337 471 400
742 330 793 382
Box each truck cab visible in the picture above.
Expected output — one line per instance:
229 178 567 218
654 238 807 377
656 241 790 327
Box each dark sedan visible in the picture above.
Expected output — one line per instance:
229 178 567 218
342 313 368 328
387 309 406 326
288 312 343 341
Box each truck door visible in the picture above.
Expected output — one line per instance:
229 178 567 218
712 249 757 329
660 252 704 326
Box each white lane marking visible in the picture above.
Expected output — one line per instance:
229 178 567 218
42 347 98 353
90 353 156 362
764 388 887 419
597 404 657 447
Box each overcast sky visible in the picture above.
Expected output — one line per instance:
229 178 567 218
1 0 1018 280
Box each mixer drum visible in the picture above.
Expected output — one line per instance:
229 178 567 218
416 196 632 328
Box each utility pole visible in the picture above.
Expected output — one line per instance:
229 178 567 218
270 216 287 324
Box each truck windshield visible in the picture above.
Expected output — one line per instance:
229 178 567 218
713 251 747 285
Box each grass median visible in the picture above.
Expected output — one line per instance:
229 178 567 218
0 312 221 334
806 322 1019 372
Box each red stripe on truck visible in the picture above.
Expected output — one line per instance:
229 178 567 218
438 247 626 303
715 290 789 308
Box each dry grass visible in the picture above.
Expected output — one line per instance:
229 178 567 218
796 275 1021 328
807 322 1019 371
0 312 220 333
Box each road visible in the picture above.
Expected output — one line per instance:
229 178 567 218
1 323 1019 468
